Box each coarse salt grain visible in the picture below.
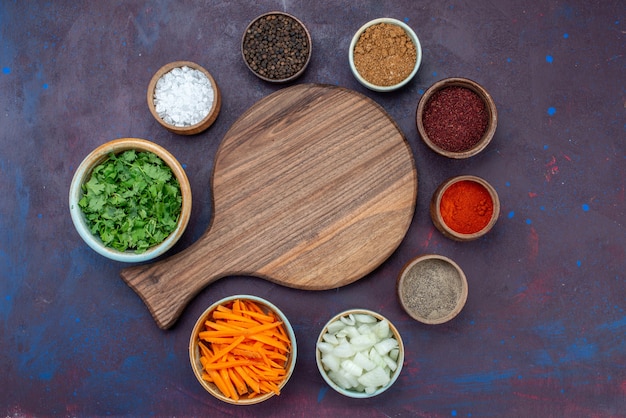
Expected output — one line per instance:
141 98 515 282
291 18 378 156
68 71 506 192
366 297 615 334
153 66 214 127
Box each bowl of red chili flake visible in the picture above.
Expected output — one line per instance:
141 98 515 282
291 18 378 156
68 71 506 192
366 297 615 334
417 78 497 159
430 175 500 241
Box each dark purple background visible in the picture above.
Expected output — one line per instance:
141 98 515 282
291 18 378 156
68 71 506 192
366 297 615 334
1 1 624 417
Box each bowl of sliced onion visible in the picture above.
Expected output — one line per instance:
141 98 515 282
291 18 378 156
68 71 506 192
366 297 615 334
315 309 404 398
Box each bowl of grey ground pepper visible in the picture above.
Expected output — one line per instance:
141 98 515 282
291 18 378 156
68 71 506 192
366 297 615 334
241 12 312 83
416 77 497 159
397 254 468 325
349 18 422 92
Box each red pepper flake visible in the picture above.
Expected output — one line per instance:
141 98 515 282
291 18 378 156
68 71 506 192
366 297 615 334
422 86 489 153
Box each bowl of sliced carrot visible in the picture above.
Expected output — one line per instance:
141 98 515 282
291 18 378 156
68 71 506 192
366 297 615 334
189 295 297 404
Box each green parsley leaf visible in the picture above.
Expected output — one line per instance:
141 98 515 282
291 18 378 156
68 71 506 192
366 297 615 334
79 150 182 254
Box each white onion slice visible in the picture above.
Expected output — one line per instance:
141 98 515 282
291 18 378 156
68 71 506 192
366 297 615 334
318 312 400 393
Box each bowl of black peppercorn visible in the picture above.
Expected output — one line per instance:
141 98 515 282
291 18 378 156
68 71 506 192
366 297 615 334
241 11 312 83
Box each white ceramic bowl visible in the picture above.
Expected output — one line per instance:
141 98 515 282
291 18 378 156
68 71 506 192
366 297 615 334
69 138 192 262
349 18 422 92
316 309 404 398
189 295 297 405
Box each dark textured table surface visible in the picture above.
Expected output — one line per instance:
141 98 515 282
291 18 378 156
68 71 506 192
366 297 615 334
1 1 624 417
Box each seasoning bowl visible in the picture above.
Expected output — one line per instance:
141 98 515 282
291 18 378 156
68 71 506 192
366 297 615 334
416 77 497 158
397 254 468 325
315 309 404 398
147 61 221 135
430 175 500 241
69 138 192 262
241 12 312 83
189 295 297 405
349 18 422 92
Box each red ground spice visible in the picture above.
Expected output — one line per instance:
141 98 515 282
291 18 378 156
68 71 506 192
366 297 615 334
440 180 493 234
422 86 489 153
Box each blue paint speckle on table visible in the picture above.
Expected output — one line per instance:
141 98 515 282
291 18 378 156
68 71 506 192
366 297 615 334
598 316 626 332
561 339 597 363
525 218 532 225
577 260 582 267
317 387 328 402
547 107 556 116
563 33 569 38
546 55 554 63
508 211 515 219
582 203 589 211
2 67 10 74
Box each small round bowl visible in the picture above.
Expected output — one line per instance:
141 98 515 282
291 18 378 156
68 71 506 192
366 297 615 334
349 18 422 92
430 175 500 241
416 77 497 158
147 61 221 135
69 138 192 262
397 254 468 325
316 309 404 398
241 12 312 83
189 295 297 405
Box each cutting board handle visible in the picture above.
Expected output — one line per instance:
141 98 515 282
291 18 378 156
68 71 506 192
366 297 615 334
120 235 229 329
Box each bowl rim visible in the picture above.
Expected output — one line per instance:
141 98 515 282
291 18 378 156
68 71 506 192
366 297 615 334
397 254 469 324
147 60 221 135
416 77 498 158
68 137 192 262
349 17 422 92
241 11 312 83
430 174 501 241
315 308 405 398
188 294 298 405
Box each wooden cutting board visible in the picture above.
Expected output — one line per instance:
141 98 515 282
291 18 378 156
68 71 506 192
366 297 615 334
121 84 418 329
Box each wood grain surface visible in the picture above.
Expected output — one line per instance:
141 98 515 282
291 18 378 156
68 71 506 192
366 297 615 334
121 84 418 329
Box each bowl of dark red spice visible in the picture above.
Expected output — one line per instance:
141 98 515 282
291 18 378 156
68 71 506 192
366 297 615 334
349 18 422 92
397 254 468 325
430 175 500 242
241 12 312 83
417 77 497 158
147 61 222 135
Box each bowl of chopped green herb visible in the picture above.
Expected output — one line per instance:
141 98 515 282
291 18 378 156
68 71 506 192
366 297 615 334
69 138 192 262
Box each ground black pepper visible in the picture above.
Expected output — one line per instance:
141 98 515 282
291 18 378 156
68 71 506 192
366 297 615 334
422 86 489 153
400 259 462 321
242 13 310 81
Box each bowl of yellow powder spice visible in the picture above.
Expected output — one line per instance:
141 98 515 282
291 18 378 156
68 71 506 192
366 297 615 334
349 18 422 92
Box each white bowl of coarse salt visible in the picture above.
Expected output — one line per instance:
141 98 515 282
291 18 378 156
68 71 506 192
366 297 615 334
147 61 221 135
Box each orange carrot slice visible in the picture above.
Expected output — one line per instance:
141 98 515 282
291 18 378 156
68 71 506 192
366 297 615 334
197 299 291 400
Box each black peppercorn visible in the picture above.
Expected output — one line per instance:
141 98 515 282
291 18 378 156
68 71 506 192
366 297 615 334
242 13 310 81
